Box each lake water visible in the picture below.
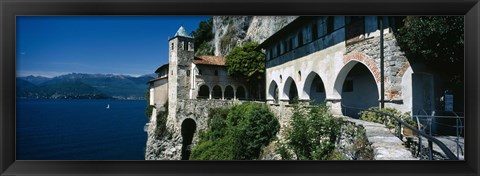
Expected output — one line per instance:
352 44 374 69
16 99 148 160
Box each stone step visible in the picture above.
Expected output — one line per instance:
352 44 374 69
341 116 418 160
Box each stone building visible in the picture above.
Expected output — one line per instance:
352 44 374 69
146 27 249 160
148 26 248 109
258 16 452 120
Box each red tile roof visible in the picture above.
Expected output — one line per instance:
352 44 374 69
193 56 226 66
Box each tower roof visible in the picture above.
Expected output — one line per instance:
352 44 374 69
174 26 193 38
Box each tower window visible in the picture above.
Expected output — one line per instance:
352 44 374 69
184 41 189 51
171 43 174 50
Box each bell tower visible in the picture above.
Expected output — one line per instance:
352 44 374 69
168 26 195 124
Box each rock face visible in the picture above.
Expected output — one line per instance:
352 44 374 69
213 16 297 56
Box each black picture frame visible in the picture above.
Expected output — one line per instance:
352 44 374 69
1 0 479 175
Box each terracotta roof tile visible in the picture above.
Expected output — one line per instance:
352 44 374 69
193 56 226 66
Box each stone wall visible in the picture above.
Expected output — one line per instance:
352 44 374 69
151 78 168 108
146 99 416 160
146 99 242 160
346 32 410 103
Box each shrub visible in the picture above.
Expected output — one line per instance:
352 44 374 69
352 127 374 160
403 116 422 129
277 104 342 160
358 107 410 130
154 101 169 139
189 103 280 160
145 89 153 119
145 105 154 119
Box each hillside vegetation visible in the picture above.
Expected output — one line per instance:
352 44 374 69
189 103 279 160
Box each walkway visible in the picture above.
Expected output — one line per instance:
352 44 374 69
342 117 418 160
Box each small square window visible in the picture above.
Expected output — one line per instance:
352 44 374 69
343 80 353 92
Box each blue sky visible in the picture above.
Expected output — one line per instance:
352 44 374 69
16 16 210 78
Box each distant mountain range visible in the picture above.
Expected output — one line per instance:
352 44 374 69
16 73 157 100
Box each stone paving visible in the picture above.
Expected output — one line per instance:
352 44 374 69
342 117 418 160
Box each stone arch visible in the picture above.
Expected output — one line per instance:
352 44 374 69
302 71 326 104
181 118 196 160
197 84 210 99
283 77 298 104
335 55 381 99
268 80 279 103
212 85 222 99
334 61 380 118
343 51 381 83
236 85 246 100
224 85 234 100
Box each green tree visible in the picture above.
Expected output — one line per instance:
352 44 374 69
189 103 279 160
277 103 342 160
192 18 214 55
225 42 266 99
396 16 464 85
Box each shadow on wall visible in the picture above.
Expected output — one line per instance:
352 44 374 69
341 63 379 118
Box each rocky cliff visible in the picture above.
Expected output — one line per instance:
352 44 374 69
212 16 297 56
